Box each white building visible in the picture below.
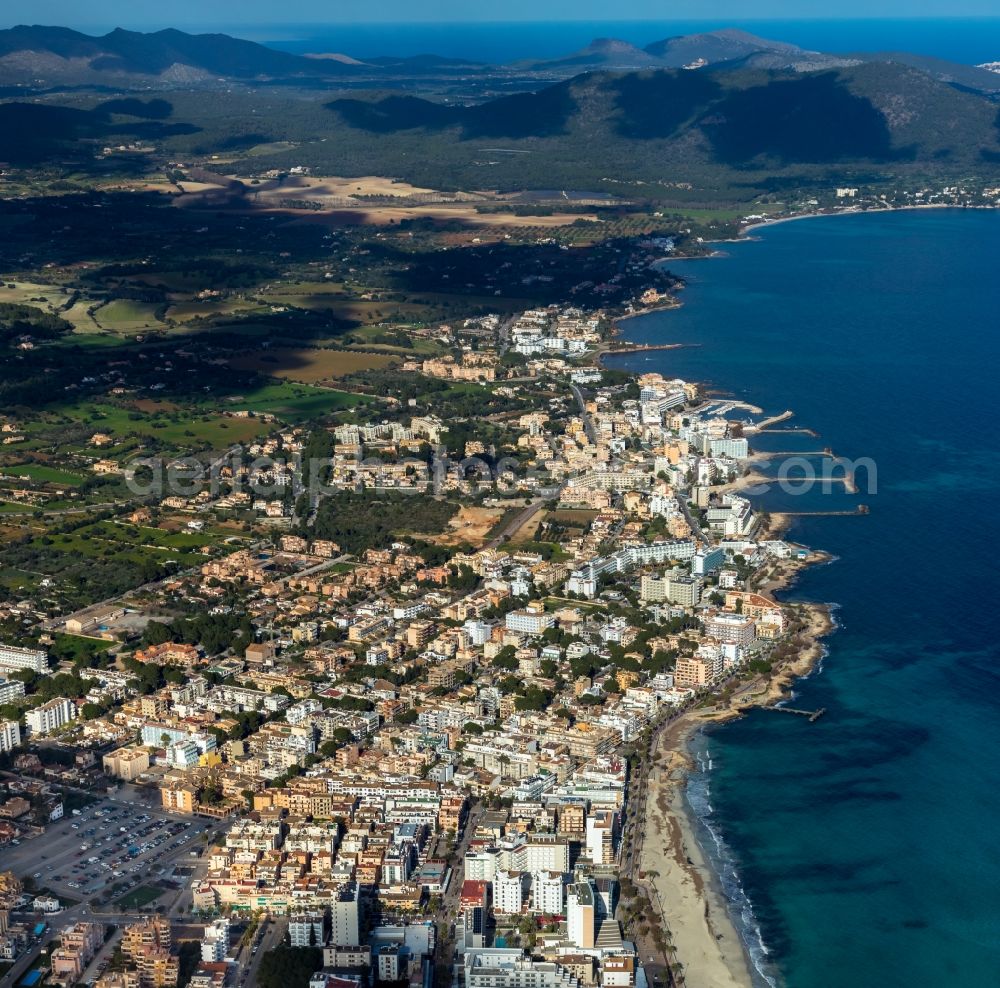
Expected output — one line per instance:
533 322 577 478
330 884 360 946
26 697 75 736
0 720 21 753
465 950 582 987
505 608 555 636
493 870 527 914
498 836 570 875
566 882 595 950
704 613 757 647
585 810 616 866
709 437 749 459
289 912 325 948
0 644 49 674
0 678 26 704
531 871 566 916
465 849 498 882
201 918 230 962
376 944 402 982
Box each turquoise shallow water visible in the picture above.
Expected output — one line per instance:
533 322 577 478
608 209 1000 988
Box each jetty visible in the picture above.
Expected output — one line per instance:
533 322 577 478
607 342 697 354
756 427 819 437
751 449 834 459
766 705 826 722
746 409 794 432
781 505 869 517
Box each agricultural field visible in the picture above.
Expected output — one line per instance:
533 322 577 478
0 463 88 486
165 298 265 322
225 381 370 422
0 514 219 608
0 502 37 514
0 279 73 309
547 509 599 526
37 402 272 452
92 299 168 333
73 519 224 553
225 346 399 383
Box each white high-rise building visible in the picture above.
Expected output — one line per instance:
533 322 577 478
505 607 555 636
329 884 359 946
200 918 230 962
566 881 595 950
0 678 26 704
0 720 21 753
0 644 49 674
465 848 499 881
25 697 75 736
531 871 566 916
498 836 569 875
289 911 325 948
585 810 616 865
493 870 527 915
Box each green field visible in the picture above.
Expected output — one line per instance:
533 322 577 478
93 299 168 333
0 567 41 591
232 381 370 422
50 633 112 663
0 464 87 486
115 885 164 910
166 298 264 322
51 402 273 450
31 530 205 573
74 520 225 552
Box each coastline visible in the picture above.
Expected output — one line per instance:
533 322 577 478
611 297 841 985
738 200 993 236
611 200 972 986
606 203 998 341
637 551 835 988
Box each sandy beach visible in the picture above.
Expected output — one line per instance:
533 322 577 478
638 710 755 988
633 509 835 986
739 200 979 237
637 599 833 988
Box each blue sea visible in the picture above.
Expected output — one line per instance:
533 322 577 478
255 19 1000 65
605 209 1000 987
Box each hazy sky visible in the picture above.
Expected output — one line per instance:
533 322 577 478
8 0 1000 32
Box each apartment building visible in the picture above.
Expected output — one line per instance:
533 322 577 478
26 697 76 736
0 679 25 704
0 644 49 674
103 746 150 781
505 607 555 637
0 721 20 753
704 613 757 648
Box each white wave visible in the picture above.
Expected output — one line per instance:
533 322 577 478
685 754 781 988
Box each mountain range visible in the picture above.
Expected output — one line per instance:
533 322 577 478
1 24 999 94
0 24 998 201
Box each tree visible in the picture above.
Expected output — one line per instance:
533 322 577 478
256 946 323 988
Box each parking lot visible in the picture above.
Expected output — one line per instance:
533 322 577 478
4 789 215 908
